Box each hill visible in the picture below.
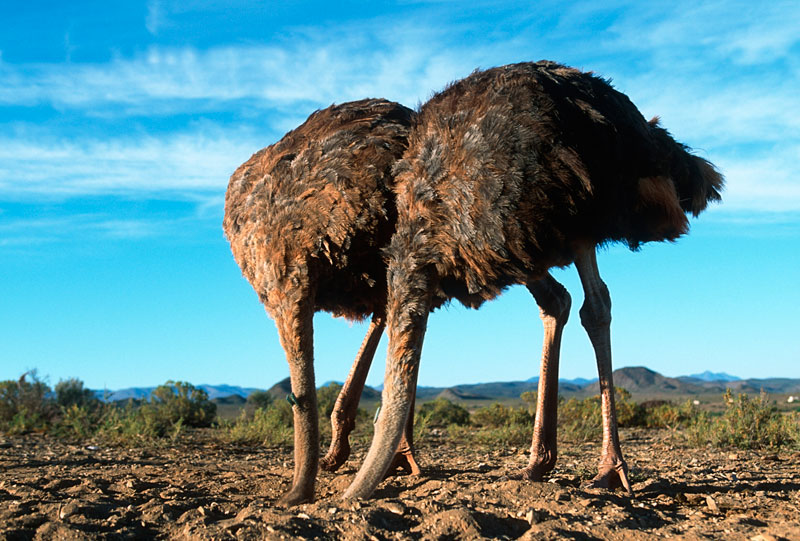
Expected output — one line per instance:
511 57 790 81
583 366 706 396
90 367 800 408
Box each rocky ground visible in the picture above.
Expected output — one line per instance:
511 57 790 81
1 429 799 540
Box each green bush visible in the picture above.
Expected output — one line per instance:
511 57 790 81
692 390 800 449
143 381 216 428
95 400 174 444
472 403 534 428
246 390 274 410
0 371 56 433
520 391 538 414
224 401 293 445
55 378 98 409
558 387 641 442
417 398 470 428
317 383 343 419
635 399 700 429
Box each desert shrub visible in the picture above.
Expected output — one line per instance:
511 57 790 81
691 390 800 449
613 388 639 427
558 395 601 442
520 391 538 414
0 371 57 433
224 401 294 446
448 421 533 447
94 400 173 444
635 399 700 429
246 390 274 410
55 403 100 440
143 381 216 428
55 378 98 409
472 403 534 428
89 381 216 444
558 387 639 442
417 398 470 428
317 383 343 419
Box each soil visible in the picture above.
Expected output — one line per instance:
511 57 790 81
1 429 799 540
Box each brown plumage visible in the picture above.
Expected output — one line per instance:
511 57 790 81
223 98 417 505
224 98 413 321
345 61 723 499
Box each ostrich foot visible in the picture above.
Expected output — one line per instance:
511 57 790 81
320 440 351 472
277 486 314 507
508 451 556 481
384 449 421 478
585 460 633 495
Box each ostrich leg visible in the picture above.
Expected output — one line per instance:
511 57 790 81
274 298 319 506
343 259 432 500
387 385 421 476
514 273 571 480
320 315 385 472
320 315 421 475
574 248 633 495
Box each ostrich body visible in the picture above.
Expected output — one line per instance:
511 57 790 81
223 98 420 505
344 61 723 499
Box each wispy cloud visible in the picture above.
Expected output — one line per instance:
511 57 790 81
0 128 260 197
145 0 165 36
0 1 798 217
0 37 477 115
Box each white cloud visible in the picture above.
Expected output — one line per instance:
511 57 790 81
0 2 798 217
0 39 467 115
0 129 260 197
146 0 165 35
713 147 800 213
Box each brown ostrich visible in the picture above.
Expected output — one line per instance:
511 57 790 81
222 98 421 505
344 61 723 499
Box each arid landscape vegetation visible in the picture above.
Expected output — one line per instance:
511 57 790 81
2 369 800 539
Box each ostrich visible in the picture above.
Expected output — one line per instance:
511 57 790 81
223 98 421 505
344 61 723 499
223 96 577 506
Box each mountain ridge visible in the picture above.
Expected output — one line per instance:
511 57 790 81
92 367 800 403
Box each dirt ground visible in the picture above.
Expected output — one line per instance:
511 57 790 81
1 429 799 540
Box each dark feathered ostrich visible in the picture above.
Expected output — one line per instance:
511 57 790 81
344 61 723 499
223 99 421 505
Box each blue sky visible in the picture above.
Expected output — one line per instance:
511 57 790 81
1 1 798 391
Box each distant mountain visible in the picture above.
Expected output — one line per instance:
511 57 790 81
267 377 293 400
680 371 740 382
95 387 155 402
563 377 597 386
93 367 800 407
526 376 596 386
197 384 261 400
583 366 705 395
437 388 492 401
97 383 261 402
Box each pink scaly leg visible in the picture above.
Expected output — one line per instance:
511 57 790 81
386 386 421 476
574 248 633 495
343 251 432 500
320 315 385 472
273 297 319 506
514 274 571 480
320 313 422 476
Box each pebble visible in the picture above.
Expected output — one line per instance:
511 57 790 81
705 496 720 513
58 501 80 520
750 535 777 541
525 508 543 524
384 502 405 515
